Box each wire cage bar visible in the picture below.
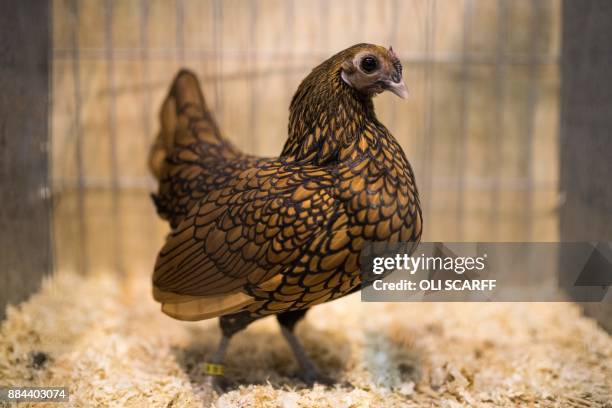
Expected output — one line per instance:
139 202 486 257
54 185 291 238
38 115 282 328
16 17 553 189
51 0 562 276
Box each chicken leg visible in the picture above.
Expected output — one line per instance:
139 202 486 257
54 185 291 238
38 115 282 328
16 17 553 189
203 312 256 392
277 309 335 385
204 309 333 392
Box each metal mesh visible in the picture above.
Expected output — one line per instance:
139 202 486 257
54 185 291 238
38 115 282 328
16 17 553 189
51 0 561 275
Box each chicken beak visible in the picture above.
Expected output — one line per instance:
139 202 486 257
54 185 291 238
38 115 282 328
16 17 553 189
385 79 409 99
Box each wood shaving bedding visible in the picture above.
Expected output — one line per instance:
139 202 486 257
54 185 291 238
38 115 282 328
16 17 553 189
1 272 610 407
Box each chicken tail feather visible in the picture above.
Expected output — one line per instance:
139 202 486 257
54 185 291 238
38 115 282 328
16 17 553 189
148 69 223 181
149 69 235 227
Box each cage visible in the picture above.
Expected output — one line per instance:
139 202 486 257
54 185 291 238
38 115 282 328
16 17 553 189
1 0 611 406
51 0 563 276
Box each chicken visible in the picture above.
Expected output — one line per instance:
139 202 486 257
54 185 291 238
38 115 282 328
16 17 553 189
149 43 422 387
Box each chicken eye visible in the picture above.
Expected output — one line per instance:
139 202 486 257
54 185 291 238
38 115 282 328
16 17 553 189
360 56 378 73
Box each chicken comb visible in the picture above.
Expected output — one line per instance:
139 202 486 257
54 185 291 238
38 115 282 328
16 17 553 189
388 46 403 81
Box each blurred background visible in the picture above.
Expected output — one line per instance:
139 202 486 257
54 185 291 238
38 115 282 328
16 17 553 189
1 2 611 404
50 0 561 278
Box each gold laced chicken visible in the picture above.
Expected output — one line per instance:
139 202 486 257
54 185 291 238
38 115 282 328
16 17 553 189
149 43 422 386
